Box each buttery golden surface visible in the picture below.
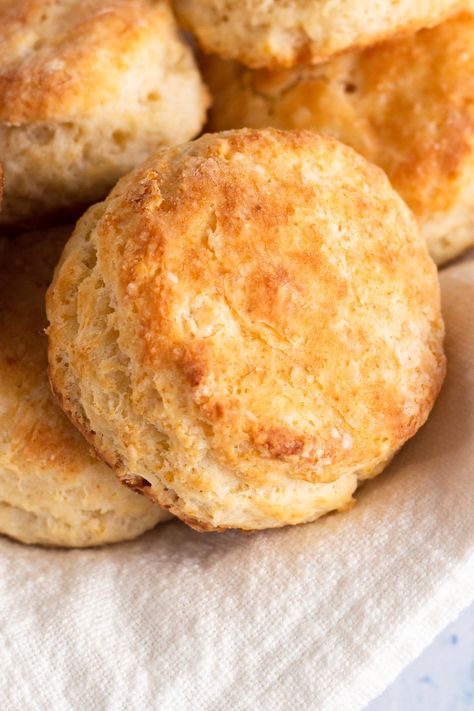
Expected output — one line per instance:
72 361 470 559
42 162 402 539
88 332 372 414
174 0 469 68
0 227 170 547
47 129 446 531
0 0 209 224
204 12 474 265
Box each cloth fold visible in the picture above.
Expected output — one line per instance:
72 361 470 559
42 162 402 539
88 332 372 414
1 260 473 711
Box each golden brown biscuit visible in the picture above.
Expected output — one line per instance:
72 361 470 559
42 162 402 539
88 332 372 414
0 0 209 226
47 129 446 532
0 226 171 547
174 0 469 68
203 13 474 265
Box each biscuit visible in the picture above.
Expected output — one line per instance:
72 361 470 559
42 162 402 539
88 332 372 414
174 0 469 68
203 13 474 265
0 0 209 226
0 226 171 547
47 129 446 531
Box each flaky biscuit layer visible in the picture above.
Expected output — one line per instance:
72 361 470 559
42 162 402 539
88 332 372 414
0 227 170 547
174 0 469 68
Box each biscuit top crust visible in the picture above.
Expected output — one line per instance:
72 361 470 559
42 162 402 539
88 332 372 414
0 0 185 122
48 129 445 492
204 13 474 222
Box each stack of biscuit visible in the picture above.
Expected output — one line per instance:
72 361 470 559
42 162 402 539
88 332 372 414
4 0 470 546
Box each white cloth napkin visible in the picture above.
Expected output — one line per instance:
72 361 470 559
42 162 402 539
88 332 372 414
1 260 473 711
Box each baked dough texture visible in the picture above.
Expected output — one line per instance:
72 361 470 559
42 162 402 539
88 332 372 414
203 13 474 265
0 0 209 225
47 129 446 531
174 0 469 68
0 227 171 547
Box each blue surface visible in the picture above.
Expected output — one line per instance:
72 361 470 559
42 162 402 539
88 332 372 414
366 602 474 710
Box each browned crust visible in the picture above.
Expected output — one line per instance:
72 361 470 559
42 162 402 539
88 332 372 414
204 12 474 222
48 371 229 532
46 128 446 531
0 0 174 122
